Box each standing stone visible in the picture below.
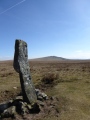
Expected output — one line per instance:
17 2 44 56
13 39 37 104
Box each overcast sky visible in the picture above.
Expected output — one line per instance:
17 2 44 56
0 0 90 60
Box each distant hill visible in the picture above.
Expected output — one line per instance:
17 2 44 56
30 56 67 61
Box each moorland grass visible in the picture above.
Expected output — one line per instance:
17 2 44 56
0 60 90 120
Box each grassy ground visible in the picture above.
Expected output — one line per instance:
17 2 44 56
0 60 90 120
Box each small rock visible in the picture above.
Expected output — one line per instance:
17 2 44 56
16 101 27 115
0 101 12 113
27 104 32 110
15 96 23 101
37 96 43 101
1 106 16 118
9 100 13 104
41 92 48 100
35 89 48 100
11 106 16 115
13 87 17 89
35 89 40 93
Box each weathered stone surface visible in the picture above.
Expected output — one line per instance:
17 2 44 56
13 39 37 104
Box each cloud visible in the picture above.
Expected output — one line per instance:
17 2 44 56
0 56 13 61
68 50 90 59
0 0 26 15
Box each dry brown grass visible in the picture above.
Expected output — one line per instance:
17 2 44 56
0 60 90 120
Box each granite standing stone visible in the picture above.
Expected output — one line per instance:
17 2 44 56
13 40 37 104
